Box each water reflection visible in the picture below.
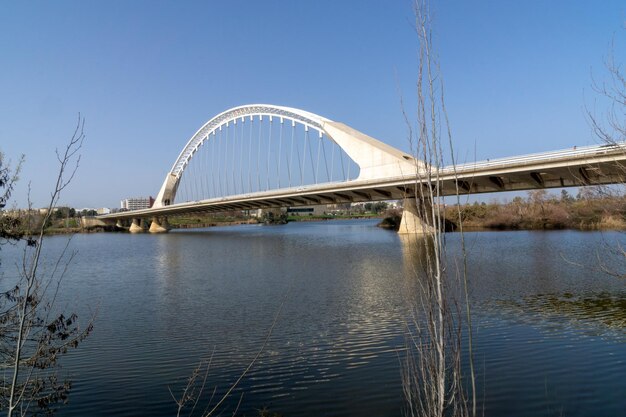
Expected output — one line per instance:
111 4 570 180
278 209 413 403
399 233 467 304
493 291 626 334
398 234 440 291
1 224 623 417
398 234 432 272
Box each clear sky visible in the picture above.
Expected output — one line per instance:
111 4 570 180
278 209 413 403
1 0 624 208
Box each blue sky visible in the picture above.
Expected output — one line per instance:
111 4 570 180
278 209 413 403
1 0 624 208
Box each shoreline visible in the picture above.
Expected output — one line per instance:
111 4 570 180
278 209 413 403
41 215 626 236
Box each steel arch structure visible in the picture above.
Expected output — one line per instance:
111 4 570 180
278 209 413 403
153 104 421 208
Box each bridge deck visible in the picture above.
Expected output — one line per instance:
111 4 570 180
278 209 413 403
99 143 626 221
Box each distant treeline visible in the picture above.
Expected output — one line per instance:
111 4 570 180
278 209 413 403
447 188 626 230
2 207 84 234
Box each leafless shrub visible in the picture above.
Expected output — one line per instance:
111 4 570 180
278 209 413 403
401 1 475 416
0 154 25 246
1 115 93 416
583 32 626 276
586 36 625 146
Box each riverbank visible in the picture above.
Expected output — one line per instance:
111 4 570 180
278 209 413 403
32 190 626 234
446 190 626 231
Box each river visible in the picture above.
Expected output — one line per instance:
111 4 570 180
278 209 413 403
1 219 625 416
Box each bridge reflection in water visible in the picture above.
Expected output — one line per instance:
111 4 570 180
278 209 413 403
19 220 622 416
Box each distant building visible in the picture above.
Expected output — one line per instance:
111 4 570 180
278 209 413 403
249 208 264 218
120 197 154 211
96 207 111 215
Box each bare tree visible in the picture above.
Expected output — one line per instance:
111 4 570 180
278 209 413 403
0 115 93 416
584 33 626 277
0 153 25 246
401 1 475 416
586 37 625 146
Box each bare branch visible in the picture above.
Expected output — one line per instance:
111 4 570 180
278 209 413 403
2 115 91 416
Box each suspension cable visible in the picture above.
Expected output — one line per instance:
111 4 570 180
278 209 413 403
321 133 330 182
266 116 272 190
226 122 232 195
248 115 253 193
211 131 216 198
199 139 206 199
231 119 237 195
340 144 346 181
277 117 284 188
240 116 245 194
315 130 322 184
288 120 295 187
257 115 262 192
217 125 223 197
301 126 308 186
330 140 335 182
192 147 199 200
183 169 190 202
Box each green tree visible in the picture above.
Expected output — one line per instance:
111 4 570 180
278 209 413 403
372 201 388 213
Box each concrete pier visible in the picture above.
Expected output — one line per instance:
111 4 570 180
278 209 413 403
129 218 144 233
398 197 435 235
149 217 170 233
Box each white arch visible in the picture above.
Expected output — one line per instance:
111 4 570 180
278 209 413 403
154 104 422 207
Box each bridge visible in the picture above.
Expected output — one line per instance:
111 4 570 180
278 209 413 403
97 104 626 234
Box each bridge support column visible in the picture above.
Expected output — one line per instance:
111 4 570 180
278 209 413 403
115 219 127 229
398 197 435 235
149 217 170 233
129 218 144 233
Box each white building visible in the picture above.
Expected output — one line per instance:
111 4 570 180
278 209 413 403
121 197 154 211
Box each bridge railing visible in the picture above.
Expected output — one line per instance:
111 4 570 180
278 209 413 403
448 142 626 174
